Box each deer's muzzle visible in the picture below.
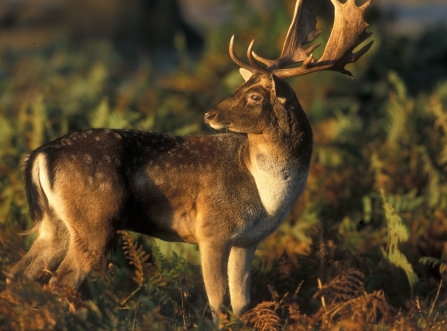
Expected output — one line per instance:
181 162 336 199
204 111 217 124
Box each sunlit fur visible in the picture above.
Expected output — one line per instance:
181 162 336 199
8 72 312 324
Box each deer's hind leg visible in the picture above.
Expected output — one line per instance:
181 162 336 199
7 210 70 283
48 185 125 287
50 220 118 287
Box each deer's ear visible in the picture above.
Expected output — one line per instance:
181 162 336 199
239 68 253 82
271 74 293 105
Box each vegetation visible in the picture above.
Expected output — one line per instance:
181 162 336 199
1 1 447 330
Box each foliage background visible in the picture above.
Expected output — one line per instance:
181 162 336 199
1 0 447 329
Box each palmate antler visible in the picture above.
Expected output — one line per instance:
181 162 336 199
230 0 373 79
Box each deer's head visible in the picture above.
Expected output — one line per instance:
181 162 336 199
205 0 373 135
204 73 295 134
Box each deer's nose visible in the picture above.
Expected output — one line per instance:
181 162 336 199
204 111 217 123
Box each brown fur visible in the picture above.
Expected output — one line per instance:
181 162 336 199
8 72 312 323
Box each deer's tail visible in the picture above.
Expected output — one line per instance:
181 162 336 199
21 152 51 235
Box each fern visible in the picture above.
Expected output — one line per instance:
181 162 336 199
385 71 410 148
313 145 345 168
119 231 151 286
333 107 363 146
420 254 447 275
385 189 425 214
89 97 110 128
323 290 392 328
163 251 188 287
151 240 168 273
313 269 365 305
419 146 447 208
137 114 155 131
241 301 282 331
381 189 418 291
430 94 447 138
88 98 141 129
107 111 140 129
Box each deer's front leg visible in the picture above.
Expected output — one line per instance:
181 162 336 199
199 240 231 324
228 243 258 317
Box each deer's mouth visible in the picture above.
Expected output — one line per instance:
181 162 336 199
208 122 229 130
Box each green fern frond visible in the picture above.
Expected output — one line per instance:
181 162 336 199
388 71 408 103
419 146 447 208
429 95 447 171
313 145 345 167
385 189 426 214
89 97 110 128
151 241 167 273
166 253 197 289
381 190 410 244
381 189 418 290
420 252 447 274
137 114 155 131
333 108 363 145
384 72 410 148
108 111 140 129
430 94 447 136
419 256 443 268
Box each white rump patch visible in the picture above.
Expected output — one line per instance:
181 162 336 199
33 154 70 225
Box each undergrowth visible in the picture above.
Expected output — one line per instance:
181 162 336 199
1 224 446 330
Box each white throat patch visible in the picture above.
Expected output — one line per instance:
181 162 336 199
250 153 308 221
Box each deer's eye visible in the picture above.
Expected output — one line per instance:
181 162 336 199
249 94 262 102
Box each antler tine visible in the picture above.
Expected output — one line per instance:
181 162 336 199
229 35 256 73
229 36 269 75
273 0 373 79
253 0 321 70
247 40 269 74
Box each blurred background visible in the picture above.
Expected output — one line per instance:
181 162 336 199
1 0 447 327
1 0 446 243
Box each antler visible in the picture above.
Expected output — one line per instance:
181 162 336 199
229 0 373 79
252 0 321 70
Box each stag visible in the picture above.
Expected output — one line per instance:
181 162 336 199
8 0 372 324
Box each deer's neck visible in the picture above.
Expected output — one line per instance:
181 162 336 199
245 102 312 220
